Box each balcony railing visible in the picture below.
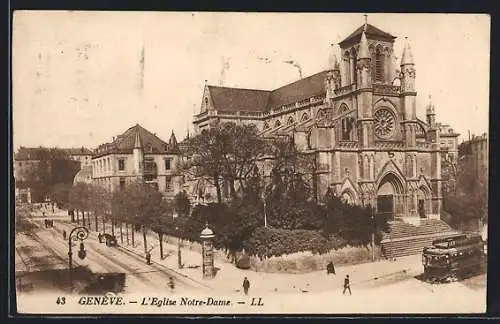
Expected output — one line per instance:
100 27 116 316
373 84 401 96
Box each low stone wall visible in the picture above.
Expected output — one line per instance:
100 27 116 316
249 245 381 274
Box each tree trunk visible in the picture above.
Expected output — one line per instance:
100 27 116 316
158 232 164 260
120 222 123 244
94 211 98 232
213 175 222 203
229 179 237 199
131 224 135 246
103 216 106 234
82 210 86 226
70 210 75 223
111 217 115 236
126 222 129 245
76 209 80 224
142 225 148 255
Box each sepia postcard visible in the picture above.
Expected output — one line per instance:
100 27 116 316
12 11 489 315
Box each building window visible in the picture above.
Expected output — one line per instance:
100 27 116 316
341 117 355 141
165 158 171 170
118 159 125 171
119 178 126 190
165 176 172 191
375 47 385 82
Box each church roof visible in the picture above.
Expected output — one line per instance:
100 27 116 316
93 124 180 157
267 71 328 109
339 23 396 47
206 71 328 113
207 86 270 113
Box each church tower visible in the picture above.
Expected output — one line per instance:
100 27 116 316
400 37 418 149
357 22 374 149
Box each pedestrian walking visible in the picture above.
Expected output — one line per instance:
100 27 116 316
343 275 351 295
243 277 250 295
327 261 336 275
146 251 151 265
168 277 175 293
98 233 103 243
62 230 67 240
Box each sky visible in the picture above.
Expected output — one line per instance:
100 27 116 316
12 12 490 150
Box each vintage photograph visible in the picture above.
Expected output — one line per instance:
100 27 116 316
12 12 489 314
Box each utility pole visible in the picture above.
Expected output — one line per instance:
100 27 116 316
371 206 375 262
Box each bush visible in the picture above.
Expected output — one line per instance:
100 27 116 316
243 227 348 259
236 254 251 269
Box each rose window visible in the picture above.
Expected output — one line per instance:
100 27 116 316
374 108 396 139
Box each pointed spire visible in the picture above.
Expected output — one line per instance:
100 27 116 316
328 44 340 71
363 14 368 31
358 30 370 60
426 94 435 114
134 127 142 149
169 130 179 151
400 37 414 65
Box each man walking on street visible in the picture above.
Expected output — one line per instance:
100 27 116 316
168 277 175 293
243 277 250 295
343 275 351 295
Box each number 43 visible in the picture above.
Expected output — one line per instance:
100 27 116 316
56 297 66 305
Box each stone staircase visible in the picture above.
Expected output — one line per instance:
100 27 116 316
380 219 458 259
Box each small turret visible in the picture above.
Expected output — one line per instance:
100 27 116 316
169 130 179 151
426 95 436 128
400 38 414 66
356 28 371 88
399 37 416 93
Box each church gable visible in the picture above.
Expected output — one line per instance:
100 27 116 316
376 159 405 184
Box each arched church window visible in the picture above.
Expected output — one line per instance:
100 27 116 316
375 46 385 82
341 117 355 141
204 97 208 105
274 120 281 128
300 113 309 121
263 122 270 130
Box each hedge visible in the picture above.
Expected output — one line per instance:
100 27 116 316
242 227 347 259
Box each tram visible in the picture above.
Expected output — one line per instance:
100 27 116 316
422 233 485 283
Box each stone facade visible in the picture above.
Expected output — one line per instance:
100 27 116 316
91 124 184 198
192 22 460 222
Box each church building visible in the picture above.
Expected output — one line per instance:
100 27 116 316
193 19 459 223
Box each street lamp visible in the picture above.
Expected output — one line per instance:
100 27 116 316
68 226 89 293
371 205 375 262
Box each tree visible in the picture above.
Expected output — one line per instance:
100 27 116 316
69 183 90 224
184 122 267 202
118 181 169 254
173 191 191 217
323 195 388 246
443 154 488 230
16 147 80 202
89 184 110 233
50 182 72 209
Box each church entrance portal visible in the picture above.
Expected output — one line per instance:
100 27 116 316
377 173 405 220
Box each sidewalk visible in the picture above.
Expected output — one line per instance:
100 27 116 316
44 208 424 295
119 227 424 294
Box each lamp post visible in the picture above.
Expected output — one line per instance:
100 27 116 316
68 226 89 293
371 205 375 262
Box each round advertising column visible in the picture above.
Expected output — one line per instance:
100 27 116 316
200 224 215 279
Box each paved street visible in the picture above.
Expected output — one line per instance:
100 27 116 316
16 215 208 294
